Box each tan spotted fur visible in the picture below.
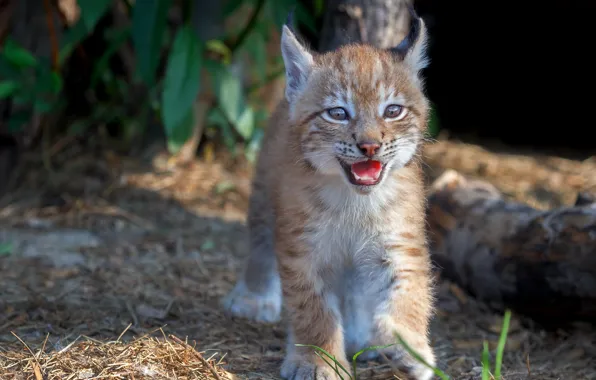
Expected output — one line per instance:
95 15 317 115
222 14 436 380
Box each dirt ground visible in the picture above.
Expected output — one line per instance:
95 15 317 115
0 136 595 379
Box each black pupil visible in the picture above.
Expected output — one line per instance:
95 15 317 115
387 106 400 117
332 109 344 119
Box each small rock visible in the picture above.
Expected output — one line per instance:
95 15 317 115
78 369 94 379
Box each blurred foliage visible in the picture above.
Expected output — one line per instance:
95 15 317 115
0 0 318 161
0 0 441 163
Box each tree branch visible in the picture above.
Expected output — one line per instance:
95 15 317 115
42 0 59 71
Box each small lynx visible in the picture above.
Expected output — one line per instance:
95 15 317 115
222 7 436 380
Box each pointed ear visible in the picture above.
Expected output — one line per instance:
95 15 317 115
281 24 314 103
390 5 429 73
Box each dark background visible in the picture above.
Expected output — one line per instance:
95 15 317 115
299 0 596 158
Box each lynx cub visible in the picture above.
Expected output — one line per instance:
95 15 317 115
222 8 435 380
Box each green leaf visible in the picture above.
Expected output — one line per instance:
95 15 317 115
78 0 113 32
206 39 232 65
1 39 37 68
241 29 267 81
28 65 62 113
91 27 131 88
211 61 242 114
33 98 55 113
8 111 30 133
209 61 254 140
266 0 317 34
0 56 20 78
10 92 35 107
33 66 63 95
0 81 17 98
166 106 195 154
161 25 202 152
0 242 12 256
207 107 236 153
234 106 254 140
59 22 89 64
223 0 249 17
132 0 172 86
51 71 63 94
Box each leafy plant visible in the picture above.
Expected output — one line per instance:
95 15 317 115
0 0 316 160
161 24 203 153
0 38 63 132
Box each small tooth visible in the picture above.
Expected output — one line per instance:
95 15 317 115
353 172 375 181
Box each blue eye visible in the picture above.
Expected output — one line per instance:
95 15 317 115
384 104 405 119
327 107 348 121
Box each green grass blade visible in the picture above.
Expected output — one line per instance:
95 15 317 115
394 332 450 380
351 344 397 362
314 351 346 380
351 343 397 380
494 310 512 379
295 344 352 379
481 341 490 380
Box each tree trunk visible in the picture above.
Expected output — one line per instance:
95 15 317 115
427 170 596 326
0 0 64 196
318 0 413 52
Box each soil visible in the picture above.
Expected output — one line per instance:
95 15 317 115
0 136 595 379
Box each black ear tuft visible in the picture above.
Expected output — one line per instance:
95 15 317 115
286 6 297 32
390 4 422 59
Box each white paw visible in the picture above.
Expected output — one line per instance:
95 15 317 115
281 356 346 380
353 343 436 380
221 280 281 323
407 365 434 380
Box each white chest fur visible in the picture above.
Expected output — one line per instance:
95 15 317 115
305 176 399 268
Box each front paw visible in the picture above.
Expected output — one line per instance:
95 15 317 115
281 355 348 380
221 280 281 323
356 343 435 380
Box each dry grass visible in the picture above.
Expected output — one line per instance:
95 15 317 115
0 328 232 379
0 138 595 380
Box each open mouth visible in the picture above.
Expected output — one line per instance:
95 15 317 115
339 159 385 186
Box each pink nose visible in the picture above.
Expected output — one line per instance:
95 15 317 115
357 142 380 157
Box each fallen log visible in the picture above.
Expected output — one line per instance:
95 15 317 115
426 169 596 325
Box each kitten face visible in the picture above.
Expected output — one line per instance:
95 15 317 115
280 18 430 194
299 47 429 193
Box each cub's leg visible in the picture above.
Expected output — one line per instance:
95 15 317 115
342 268 376 360
363 242 436 380
221 181 282 323
277 234 348 379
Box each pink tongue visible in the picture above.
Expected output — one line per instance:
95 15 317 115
351 160 382 179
